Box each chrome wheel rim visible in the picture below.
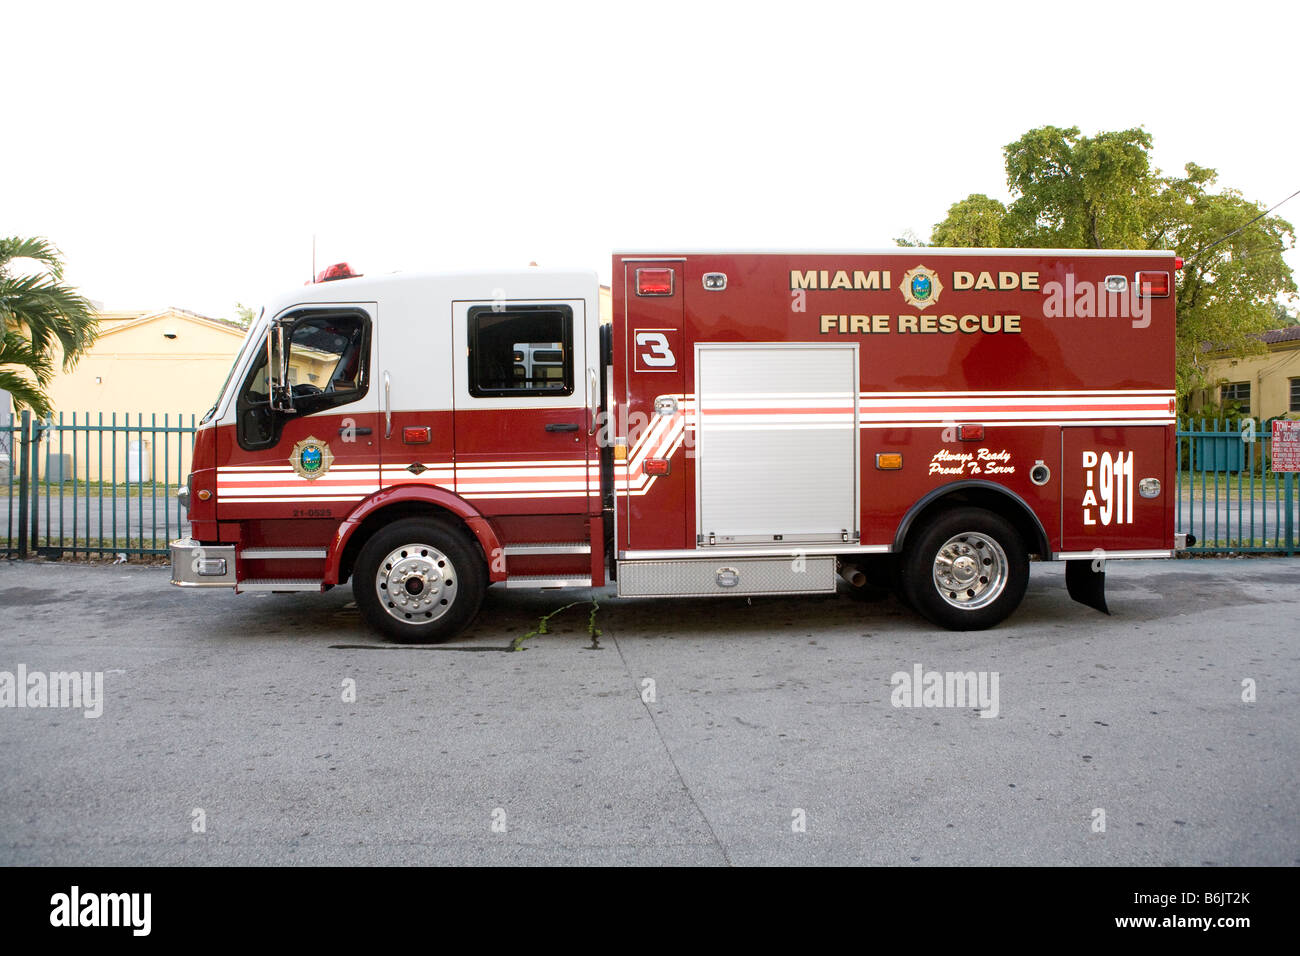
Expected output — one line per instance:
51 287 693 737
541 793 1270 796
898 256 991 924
931 532 1008 610
374 543 457 623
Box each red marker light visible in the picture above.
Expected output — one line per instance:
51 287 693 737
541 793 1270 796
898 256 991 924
643 458 671 476
1174 256 1184 270
636 268 673 296
316 262 358 283
1136 271 1169 297
958 424 985 441
402 426 431 444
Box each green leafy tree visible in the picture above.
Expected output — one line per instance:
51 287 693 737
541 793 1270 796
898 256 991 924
916 127 1296 396
930 194 1009 248
0 236 98 417
1003 126 1154 248
233 302 257 327
1146 164 1296 390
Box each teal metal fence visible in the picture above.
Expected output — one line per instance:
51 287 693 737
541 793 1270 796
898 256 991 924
1176 418 1297 554
2 410 198 558
3 412 1296 558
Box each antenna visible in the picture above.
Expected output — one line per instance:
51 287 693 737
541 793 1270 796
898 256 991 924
312 234 316 283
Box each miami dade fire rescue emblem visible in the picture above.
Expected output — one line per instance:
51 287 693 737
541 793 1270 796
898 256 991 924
290 436 334 480
900 265 943 309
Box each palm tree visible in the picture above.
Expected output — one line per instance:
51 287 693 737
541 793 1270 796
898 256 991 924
0 236 98 418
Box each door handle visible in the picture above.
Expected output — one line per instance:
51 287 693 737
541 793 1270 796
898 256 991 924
545 423 580 432
341 426 373 436
383 371 392 439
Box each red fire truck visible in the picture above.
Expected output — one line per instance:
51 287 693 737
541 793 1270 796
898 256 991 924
171 250 1186 640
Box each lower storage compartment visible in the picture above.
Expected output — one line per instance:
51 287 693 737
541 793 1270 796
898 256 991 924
616 555 836 598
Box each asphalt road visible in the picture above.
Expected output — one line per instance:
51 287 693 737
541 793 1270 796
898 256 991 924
1 557 1297 866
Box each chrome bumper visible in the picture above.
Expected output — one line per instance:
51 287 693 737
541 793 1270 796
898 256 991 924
170 538 237 588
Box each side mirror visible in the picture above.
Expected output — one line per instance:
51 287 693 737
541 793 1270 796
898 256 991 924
268 322 296 414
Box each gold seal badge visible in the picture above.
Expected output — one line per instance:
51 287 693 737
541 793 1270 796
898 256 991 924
900 265 944 309
290 436 334 480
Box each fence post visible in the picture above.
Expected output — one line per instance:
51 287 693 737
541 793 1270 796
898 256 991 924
16 411 30 558
1286 472 1295 557
29 418 42 551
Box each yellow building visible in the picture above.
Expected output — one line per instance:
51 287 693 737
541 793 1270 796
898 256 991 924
39 308 248 481
1191 327 1300 422
10 287 613 484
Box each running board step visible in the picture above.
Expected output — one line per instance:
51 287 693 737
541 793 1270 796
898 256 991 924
240 547 328 560
502 542 591 556
505 575 593 589
237 578 323 593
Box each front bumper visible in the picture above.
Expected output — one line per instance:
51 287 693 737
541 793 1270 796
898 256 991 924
170 538 237 588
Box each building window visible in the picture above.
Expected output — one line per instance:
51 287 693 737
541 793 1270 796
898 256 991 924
468 305 573 397
1291 377 1300 413
1221 382 1251 410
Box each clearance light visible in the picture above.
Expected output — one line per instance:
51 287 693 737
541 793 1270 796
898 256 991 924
636 268 673 296
1174 257 1184 270
316 262 359 283
197 489 211 501
613 444 628 462
958 424 985 441
1136 271 1169 297
402 426 431 444
875 453 903 470
643 458 671 476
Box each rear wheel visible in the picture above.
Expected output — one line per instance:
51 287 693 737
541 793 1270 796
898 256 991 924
900 507 1028 630
354 517 486 643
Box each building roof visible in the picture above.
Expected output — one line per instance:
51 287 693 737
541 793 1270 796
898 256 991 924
1260 326 1300 345
93 307 246 339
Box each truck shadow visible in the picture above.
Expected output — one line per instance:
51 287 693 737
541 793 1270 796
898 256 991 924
195 563 1288 650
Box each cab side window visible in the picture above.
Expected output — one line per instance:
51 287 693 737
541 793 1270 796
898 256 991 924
285 314 369 402
236 309 371 450
468 305 573 397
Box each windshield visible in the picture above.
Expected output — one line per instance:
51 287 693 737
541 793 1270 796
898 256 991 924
201 309 264 424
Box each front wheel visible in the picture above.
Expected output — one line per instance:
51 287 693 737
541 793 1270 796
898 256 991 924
353 517 487 643
900 508 1028 630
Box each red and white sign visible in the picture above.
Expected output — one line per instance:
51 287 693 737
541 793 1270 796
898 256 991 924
1272 419 1300 472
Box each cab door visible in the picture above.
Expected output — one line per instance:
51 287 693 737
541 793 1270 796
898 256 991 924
220 304 381 523
451 298 594 516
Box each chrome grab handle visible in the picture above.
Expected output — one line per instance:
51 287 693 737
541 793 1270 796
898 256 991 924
384 371 392 439
587 366 599 436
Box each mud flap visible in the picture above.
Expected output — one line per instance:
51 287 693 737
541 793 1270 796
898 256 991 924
1065 559 1109 615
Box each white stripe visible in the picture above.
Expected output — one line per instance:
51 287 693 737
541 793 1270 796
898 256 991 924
859 419 1174 428
224 496 366 503
217 463 378 472
462 491 590 499
704 422 856 431
859 389 1174 397
858 411 1170 421
441 467 589 479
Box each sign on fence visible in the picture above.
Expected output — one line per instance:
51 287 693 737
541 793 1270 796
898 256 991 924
1273 420 1300 473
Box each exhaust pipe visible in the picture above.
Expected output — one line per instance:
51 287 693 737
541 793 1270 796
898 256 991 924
837 560 867 588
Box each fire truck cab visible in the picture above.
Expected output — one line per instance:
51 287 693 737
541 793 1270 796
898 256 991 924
173 250 1182 641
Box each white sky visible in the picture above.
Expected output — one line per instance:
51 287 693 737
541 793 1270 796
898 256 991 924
5 0 1298 319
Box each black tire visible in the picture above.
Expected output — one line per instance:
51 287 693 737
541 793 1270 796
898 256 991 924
353 517 486 643
899 507 1028 630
